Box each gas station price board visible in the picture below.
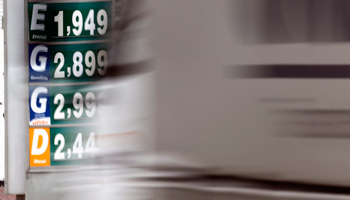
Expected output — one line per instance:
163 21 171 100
29 126 99 167
28 1 112 42
29 43 110 83
29 85 104 126
28 1 113 168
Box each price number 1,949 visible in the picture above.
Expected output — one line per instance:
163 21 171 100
54 9 108 37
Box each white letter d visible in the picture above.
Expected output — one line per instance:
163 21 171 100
31 129 49 155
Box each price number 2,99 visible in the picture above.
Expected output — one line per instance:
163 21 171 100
54 91 103 120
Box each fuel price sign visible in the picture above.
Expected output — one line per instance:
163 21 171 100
29 85 105 126
28 0 116 169
28 1 112 42
29 126 99 167
29 43 110 83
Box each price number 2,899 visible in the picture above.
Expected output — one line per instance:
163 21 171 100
54 50 108 79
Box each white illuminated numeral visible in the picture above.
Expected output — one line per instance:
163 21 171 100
73 133 84 158
73 51 83 77
97 50 108 75
54 11 64 36
54 52 65 78
85 132 97 153
72 10 83 36
85 92 96 118
54 134 65 160
97 9 108 35
97 91 106 115
85 10 95 35
85 51 96 76
73 92 84 118
54 94 65 119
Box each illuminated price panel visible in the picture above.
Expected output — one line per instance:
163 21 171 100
29 85 104 126
29 126 99 167
28 1 112 42
29 43 110 83
28 1 115 169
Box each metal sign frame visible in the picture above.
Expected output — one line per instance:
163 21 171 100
4 0 28 195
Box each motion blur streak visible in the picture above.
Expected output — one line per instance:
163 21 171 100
227 65 350 78
26 0 350 200
232 0 350 43
27 0 155 199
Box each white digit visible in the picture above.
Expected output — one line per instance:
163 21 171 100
54 52 65 78
85 132 98 153
54 134 65 160
73 92 84 118
54 94 65 119
85 10 95 35
97 91 107 115
73 133 84 158
85 92 96 118
72 10 83 36
85 51 95 76
97 9 108 35
54 11 63 36
73 51 83 77
97 50 108 75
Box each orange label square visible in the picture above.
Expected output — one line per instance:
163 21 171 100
29 128 50 167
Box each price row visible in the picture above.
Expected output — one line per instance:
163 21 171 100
29 85 108 126
29 43 110 83
28 2 111 42
30 127 99 167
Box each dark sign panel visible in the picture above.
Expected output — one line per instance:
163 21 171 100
28 2 112 42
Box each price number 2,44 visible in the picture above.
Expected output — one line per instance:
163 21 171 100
54 132 98 160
